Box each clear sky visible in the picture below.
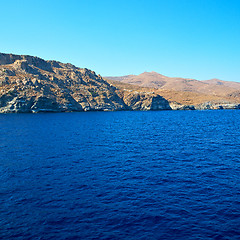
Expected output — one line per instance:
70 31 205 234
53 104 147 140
0 0 239 81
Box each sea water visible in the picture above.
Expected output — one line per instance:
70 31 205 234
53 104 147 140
0 110 240 239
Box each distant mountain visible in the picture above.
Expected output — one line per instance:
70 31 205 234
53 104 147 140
105 71 240 96
105 71 240 109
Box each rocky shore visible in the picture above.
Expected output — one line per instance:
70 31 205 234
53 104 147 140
169 101 240 110
0 53 239 113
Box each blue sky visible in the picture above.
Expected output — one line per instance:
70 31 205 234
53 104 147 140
0 0 239 81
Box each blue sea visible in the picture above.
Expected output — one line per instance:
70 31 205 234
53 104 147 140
0 110 240 240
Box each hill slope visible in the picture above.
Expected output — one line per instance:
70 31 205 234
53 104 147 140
106 71 240 95
0 53 171 113
105 71 240 109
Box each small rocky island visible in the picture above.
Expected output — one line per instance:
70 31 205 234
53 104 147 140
0 53 239 113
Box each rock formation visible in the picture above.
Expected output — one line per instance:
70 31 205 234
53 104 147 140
114 88 171 111
0 53 171 113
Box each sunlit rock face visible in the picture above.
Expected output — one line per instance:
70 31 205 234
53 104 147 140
0 53 171 113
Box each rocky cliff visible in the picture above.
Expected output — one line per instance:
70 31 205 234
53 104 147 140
0 53 171 113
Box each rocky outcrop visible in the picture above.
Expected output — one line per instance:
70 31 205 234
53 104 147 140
0 53 171 113
169 101 240 110
195 101 240 110
170 102 195 110
117 90 171 110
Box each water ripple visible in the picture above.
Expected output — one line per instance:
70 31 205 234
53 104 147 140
0 110 240 239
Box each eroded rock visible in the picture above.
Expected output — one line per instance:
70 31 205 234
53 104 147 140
0 53 172 113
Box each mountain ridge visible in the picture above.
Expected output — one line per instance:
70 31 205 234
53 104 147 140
105 71 240 97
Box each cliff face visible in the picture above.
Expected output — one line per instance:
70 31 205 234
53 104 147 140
0 53 171 113
114 88 171 111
